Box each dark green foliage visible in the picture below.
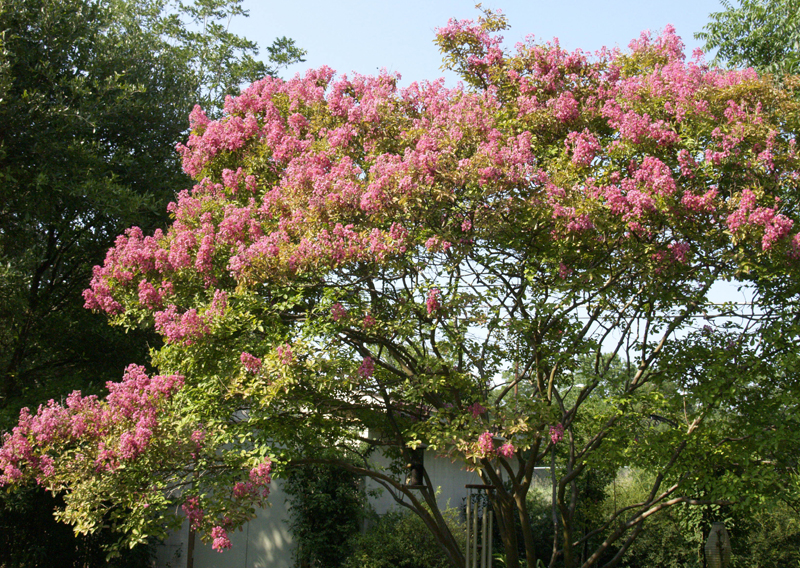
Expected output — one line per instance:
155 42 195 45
619 500 800 568
0 0 184 418
734 501 800 567
283 462 369 568
0 0 305 421
0 486 154 568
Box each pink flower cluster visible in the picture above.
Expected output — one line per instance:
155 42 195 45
362 312 376 328
467 402 486 418
231 460 272 503
498 443 515 458
330 302 347 321
154 306 210 345
424 235 452 252
474 431 515 460
476 431 494 457
358 357 375 379
211 525 232 552
83 227 167 315
435 10 506 74
668 242 691 264
0 365 184 485
240 352 262 373
191 428 206 445
566 130 601 167
249 460 272 488
182 497 205 529
81 26 800 338
550 424 564 444
726 190 794 251
275 344 293 365
180 459 272 551
426 288 441 315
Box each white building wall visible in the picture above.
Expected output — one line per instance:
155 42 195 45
153 478 295 568
365 449 485 515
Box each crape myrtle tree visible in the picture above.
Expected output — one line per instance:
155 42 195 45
3 8 800 568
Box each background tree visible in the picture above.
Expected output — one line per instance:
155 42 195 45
0 0 305 424
3 9 800 568
696 0 800 73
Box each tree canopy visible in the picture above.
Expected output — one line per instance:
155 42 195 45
3 9 800 568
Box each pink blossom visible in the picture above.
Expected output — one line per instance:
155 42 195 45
476 431 494 457
726 189 758 232
276 344 293 365
191 429 206 445
221 167 245 192
762 214 794 251
726 190 795 250
791 233 800 258
330 303 347 321
565 213 594 233
362 313 376 328
425 236 452 253
36 455 55 481
426 288 441 315
137 280 163 310
566 130 600 167
240 352 262 373
549 91 579 122
550 423 564 444
182 497 204 529
249 460 272 488
0 363 187 480
634 157 676 196
677 149 696 178
669 242 690 263
435 12 505 74
681 188 718 212
467 403 486 418
233 481 255 499
358 357 375 379
154 306 210 345
498 442 515 458
211 526 232 552
208 289 228 318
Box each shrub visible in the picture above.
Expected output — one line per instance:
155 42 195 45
284 462 369 568
344 508 465 568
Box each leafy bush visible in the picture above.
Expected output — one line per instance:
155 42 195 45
731 499 800 568
343 508 465 568
599 469 800 568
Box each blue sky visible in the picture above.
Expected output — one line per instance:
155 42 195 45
236 0 727 85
